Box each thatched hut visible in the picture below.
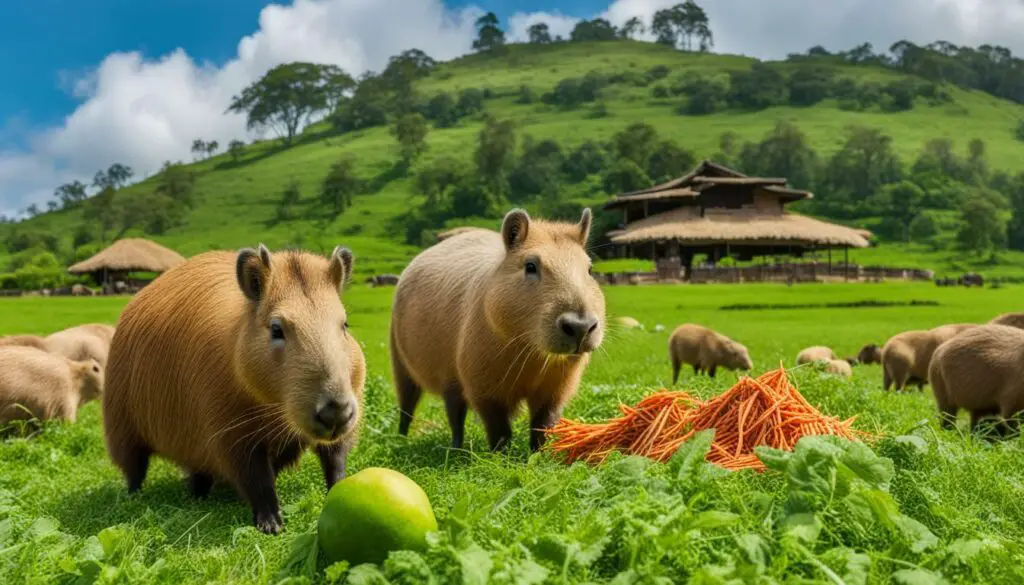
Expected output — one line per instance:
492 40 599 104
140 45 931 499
68 238 185 289
603 160 870 280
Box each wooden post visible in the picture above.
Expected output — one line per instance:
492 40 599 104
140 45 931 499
828 248 832 276
844 246 849 281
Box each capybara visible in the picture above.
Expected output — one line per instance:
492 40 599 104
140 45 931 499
881 323 976 391
929 324 1024 434
796 346 836 365
856 343 882 365
43 324 113 367
822 359 853 378
390 208 604 452
669 324 752 383
0 347 103 426
615 316 642 330
0 334 47 350
103 244 365 534
989 312 1024 330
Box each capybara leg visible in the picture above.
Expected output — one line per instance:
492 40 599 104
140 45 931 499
187 472 214 499
693 364 702 375
119 442 152 493
396 379 422 437
708 365 717 378
937 406 958 430
671 357 681 385
883 368 892 391
316 441 351 489
271 440 304 476
529 402 562 452
235 449 283 535
477 400 512 452
969 408 1001 435
443 384 468 450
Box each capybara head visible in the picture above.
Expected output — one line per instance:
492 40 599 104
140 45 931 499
234 243 361 444
724 341 754 371
483 208 605 356
857 343 881 364
76 358 104 403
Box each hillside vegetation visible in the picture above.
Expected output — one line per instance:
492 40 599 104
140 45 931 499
5 35 1024 284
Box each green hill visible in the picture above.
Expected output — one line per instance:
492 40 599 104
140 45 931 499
6 40 1024 281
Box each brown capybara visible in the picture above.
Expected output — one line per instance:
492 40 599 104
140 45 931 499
0 334 48 350
856 343 882 365
989 312 1024 330
796 346 836 365
390 208 604 452
822 359 853 378
881 323 976 391
669 324 752 383
929 324 1024 434
0 346 103 426
103 244 365 534
43 323 116 366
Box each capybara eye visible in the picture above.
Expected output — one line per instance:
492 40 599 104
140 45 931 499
524 261 539 279
342 320 349 331
269 319 285 346
588 263 593 275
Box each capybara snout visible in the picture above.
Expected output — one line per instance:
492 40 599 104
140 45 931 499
553 311 601 354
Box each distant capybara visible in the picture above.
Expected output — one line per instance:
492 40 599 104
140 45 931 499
881 323 976 391
615 316 642 330
0 334 47 350
989 312 1024 330
929 324 1024 434
669 324 752 383
390 208 604 452
856 343 882 365
103 244 365 534
43 324 114 367
796 346 836 365
0 347 103 426
822 359 853 378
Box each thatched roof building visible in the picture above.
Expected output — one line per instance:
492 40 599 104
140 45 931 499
602 160 870 279
68 238 185 284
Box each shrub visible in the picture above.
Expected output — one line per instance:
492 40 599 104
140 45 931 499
456 88 486 117
563 141 607 182
602 159 652 194
425 93 459 128
609 71 648 87
909 212 939 244
787 66 833 106
646 65 670 82
679 79 728 115
728 63 788 110
882 79 917 112
651 85 670 99
516 85 535 104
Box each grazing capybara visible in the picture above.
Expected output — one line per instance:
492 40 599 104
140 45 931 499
856 343 882 365
929 324 1024 434
0 347 103 426
796 346 836 365
390 208 604 452
365 274 400 287
669 324 752 383
989 312 1024 330
43 323 117 366
822 359 853 378
881 323 976 391
103 244 365 534
0 334 47 350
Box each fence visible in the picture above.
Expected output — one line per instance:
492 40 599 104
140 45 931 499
595 262 936 285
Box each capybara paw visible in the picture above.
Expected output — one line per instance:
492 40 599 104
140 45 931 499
187 473 214 499
253 510 283 535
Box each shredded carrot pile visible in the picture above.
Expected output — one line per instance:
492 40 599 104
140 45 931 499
546 366 870 471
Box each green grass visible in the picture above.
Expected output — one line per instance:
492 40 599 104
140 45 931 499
3 283 1024 583
7 41 1024 278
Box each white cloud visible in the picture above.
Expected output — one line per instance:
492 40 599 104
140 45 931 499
0 0 480 217
5 0 1024 217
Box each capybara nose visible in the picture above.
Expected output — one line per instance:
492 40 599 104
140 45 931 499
314 398 355 437
557 313 600 350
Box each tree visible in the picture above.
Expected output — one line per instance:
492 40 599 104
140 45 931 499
205 140 219 158
25 204 39 217
527 22 552 44
728 63 787 109
227 62 340 144
570 19 618 42
650 2 713 51
647 140 695 183
822 126 903 212
391 113 429 166
1006 173 1024 251
93 163 134 190
54 181 87 209
424 93 459 128
908 212 939 245
650 9 677 46
619 17 645 39
509 136 565 201
613 122 659 169
879 181 925 241
602 159 652 193
320 156 363 216
82 186 119 243
738 121 818 191
563 140 607 182
275 179 302 222
474 116 516 195
155 162 197 208
472 12 505 53
47 201 59 212
191 139 207 160
332 72 389 132
228 139 246 162
415 157 467 207
322 65 357 113
957 196 1006 255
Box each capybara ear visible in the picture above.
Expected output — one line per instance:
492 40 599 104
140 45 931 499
501 209 530 251
236 244 272 303
329 246 354 289
578 208 593 245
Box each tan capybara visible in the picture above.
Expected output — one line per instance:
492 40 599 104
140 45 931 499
0 334 48 350
989 312 1024 330
43 323 116 366
669 324 753 383
390 208 604 452
103 244 365 534
822 359 853 378
856 343 882 365
796 346 836 365
881 323 976 391
0 347 103 426
615 316 642 330
929 324 1024 434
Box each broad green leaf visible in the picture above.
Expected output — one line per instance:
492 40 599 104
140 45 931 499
0 518 12 547
275 532 320 581
503 557 549 585
27 516 60 540
345 564 389 585
689 510 740 531
781 513 821 545
669 428 715 483
382 550 434 585
892 515 938 553
754 446 791 472
838 441 893 490
945 537 999 563
822 547 871 585
893 568 949 585
324 561 351 585
457 542 493 585
274 577 312 585
530 533 570 566
736 533 768 568
75 536 105 562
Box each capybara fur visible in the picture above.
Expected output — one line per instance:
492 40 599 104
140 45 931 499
390 208 604 452
0 347 103 426
103 244 365 534
796 346 836 365
669 324 752 383
823 359 853 378
0 334 47 350
881 323 976 391
856 343 882 365
989 312 1024 330
44 323 116 366
929 324 1024 435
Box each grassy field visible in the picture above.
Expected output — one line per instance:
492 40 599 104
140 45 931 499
3 282 1024 584
8 41 1024 278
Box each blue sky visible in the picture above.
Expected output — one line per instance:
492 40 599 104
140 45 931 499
0 0 596 151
